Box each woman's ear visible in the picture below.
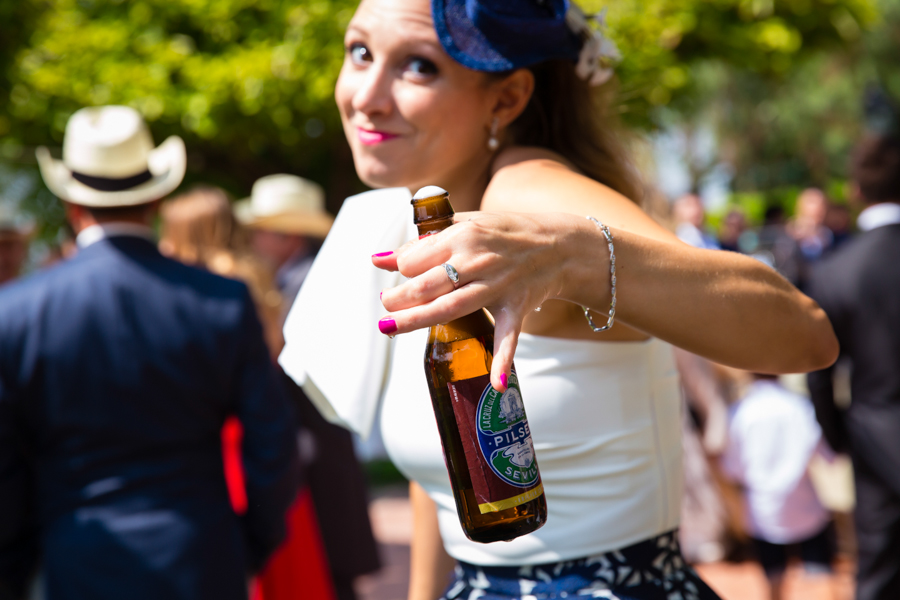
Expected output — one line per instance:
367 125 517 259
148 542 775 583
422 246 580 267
490 69 534 129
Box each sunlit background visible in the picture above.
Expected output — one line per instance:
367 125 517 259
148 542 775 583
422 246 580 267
1 0 897 255
1 2 898 598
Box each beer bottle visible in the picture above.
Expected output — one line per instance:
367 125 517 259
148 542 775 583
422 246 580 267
412 185 547 543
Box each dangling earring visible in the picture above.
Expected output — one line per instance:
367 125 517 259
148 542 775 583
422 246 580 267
487 117 500 151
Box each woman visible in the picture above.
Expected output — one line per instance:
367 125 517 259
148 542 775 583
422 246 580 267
280 1 838 599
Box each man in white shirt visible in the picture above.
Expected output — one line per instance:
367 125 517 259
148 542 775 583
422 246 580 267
720 375 835 600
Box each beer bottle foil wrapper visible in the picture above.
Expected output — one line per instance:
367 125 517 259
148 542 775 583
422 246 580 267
448 371 543 514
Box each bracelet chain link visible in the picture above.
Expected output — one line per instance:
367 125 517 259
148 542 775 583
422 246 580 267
582 216 616 333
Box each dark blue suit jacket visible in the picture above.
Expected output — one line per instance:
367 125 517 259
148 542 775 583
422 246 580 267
807 224 900 489
0 235 300 600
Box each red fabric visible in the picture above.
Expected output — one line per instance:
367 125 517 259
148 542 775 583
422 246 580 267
256 489 337 600
221 418 336 600
221 417 248 514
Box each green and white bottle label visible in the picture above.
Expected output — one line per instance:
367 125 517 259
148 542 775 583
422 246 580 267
474 373 539 488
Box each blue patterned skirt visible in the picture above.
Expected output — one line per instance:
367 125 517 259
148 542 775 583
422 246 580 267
440 530 721 600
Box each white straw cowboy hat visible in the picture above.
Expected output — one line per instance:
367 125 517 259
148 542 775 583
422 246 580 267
36 105 186 207
235 174 333 238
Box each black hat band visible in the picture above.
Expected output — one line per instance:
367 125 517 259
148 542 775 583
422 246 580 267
72 169 153 192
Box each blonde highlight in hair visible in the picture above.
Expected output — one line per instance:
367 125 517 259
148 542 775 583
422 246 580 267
159 185 285 356
502 59 641 204
159 186 241 265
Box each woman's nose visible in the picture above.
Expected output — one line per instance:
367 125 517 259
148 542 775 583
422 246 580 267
351 64 393 117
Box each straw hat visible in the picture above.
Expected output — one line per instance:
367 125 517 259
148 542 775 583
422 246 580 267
36 105 186 207
235 174 333 238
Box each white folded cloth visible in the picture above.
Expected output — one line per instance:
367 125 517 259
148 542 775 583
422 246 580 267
279 187 414 438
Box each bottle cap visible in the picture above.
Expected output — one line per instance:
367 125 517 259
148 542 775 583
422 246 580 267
411 185 454 226
413 185 448 201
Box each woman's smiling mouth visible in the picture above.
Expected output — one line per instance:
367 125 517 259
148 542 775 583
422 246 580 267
357 127 401 145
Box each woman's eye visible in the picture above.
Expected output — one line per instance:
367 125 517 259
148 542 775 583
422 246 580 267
405 57 438 79
348 43 372 66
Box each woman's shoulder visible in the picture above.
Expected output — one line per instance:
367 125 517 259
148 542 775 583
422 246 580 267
490 145 578 175
482 145 622 214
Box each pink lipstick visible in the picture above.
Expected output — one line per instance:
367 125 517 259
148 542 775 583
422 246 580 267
358 128 400 145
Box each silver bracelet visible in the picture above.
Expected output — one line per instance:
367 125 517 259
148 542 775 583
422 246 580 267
582 216 616 333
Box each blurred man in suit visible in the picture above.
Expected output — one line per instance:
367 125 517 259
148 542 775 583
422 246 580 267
807 133 900 600
0 106 300 600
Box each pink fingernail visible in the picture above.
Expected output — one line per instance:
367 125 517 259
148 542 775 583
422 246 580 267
378 318 397 335
372 251 393 257
500 373 508 389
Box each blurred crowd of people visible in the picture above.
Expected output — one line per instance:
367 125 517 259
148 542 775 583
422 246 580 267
157 175 381 600
1 98 899 600
673 186 852 292
672 131 900 600
0 106 379 600
671 189 849 583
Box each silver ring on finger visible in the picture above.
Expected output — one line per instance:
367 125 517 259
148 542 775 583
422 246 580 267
442 263 460 289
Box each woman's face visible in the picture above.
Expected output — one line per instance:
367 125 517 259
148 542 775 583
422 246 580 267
335 0 497 192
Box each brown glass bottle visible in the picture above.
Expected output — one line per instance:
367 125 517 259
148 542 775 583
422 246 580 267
413 185 547 544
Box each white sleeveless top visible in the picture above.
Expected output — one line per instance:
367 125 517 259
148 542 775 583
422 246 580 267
381 328 683 565
280 187 683 566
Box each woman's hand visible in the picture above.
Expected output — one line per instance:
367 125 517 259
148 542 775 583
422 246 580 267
373 211 579 391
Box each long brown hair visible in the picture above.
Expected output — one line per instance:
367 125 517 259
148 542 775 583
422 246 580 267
159 186 240 264
501 59 641 204
159 186 285 356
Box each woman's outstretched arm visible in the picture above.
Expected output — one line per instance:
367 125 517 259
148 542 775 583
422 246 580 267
375 156 838 388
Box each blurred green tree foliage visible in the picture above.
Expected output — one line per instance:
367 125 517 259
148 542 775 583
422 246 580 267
611 0 898 200
588 0 877 124
692 0 900 194
0 0 885 228
2 0 360 215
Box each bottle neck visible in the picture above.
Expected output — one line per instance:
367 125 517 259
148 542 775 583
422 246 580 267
416 216 453 238
412 193 455 238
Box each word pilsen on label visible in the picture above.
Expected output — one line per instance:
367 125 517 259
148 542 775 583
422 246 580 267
448 371 542 515
474 375 540 490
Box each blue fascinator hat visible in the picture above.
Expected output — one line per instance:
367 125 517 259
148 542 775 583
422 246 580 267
432 0 620 84
432 0 580 71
